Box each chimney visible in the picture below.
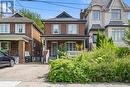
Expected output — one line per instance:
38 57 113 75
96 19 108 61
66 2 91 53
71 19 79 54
80 9 84 19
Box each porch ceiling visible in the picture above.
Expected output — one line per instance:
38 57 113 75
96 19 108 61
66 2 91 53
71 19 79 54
0 35 32 42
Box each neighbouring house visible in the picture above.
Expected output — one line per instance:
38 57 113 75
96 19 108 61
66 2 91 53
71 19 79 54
42 11 88 62
0 13 43 63
81 0 130 48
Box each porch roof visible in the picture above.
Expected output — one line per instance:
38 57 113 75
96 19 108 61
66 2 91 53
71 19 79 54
0 35 32 42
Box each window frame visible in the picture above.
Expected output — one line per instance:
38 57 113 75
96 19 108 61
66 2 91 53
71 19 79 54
15 24 25 34
92 10 100 20
112 28 124 42
52 24 60 34
92 34 97 43
67 24 78 34
0 24 10 33
111 9 121 20
66 42 76 51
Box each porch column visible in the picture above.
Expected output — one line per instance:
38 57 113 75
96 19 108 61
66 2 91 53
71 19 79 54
18 41 25 64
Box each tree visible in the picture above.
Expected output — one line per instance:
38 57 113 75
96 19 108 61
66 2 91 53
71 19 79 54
96 32 114 48
124 20 130 45
19 9 44 30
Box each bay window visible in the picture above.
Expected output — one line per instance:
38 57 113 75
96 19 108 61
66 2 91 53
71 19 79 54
92 10 100 20
112 29 124 42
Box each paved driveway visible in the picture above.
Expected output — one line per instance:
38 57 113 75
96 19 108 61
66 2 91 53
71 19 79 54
0 64 130 87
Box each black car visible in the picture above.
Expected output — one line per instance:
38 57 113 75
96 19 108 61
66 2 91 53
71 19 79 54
0 51 15 67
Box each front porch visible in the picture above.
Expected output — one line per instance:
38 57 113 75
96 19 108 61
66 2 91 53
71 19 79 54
0 35 33 63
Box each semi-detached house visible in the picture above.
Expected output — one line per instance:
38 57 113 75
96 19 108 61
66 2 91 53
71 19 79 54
0 13 43 63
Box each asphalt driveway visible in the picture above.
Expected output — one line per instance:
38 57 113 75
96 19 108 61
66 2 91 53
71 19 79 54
0 64 130 87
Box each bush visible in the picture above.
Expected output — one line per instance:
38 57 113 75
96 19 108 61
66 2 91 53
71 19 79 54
116 47 130 58
48 38 130 83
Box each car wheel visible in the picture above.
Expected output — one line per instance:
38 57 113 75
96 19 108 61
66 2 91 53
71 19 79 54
10 60 14 67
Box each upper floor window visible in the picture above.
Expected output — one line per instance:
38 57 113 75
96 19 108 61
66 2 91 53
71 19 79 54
52 24 60 34
93 34 97 43
112 29 124 42
92 10 100 20
111 9 121 20
15 24 25 33
67 24 78 34
0 24 10 33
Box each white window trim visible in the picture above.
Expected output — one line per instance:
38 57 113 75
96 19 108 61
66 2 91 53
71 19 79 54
66 42 76 51
111 28 125 42
15 24 25 33
52 24 60 34
111 9 121 20
67 24 78 34
0 24 10 33
92 10 100 20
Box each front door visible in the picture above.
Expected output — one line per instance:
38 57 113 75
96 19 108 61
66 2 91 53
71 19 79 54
51 42 58 57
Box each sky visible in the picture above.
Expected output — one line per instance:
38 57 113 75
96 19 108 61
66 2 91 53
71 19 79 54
14 0 130 19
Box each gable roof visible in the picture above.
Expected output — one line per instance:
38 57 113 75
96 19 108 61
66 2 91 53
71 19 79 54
84 0 130 12
0 13 34 23
44 11 86 22
56 11 73 18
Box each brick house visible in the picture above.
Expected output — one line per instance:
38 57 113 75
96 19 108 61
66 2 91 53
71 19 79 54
0 13 43 63
81 0 130 48
42 12 88 61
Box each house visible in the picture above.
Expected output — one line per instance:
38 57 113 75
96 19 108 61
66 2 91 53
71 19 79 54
0 13 43 63
81 0 130 48
42 11 88 61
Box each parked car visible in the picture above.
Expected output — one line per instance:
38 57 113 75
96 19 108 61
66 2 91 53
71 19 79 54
0 51 15 67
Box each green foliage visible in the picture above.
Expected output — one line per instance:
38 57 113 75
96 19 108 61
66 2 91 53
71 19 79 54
124 20 130 45
116 47 130 58
96 32 114 48
48 42 130 83
19 9 44 30
57 44 69 59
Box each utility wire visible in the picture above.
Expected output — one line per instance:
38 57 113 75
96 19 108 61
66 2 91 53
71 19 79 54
15 4 61 12
19 0 86 9
20 0 89 5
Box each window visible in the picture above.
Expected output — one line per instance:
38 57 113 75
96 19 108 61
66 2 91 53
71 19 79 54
15 24 25 33
52 24 60 34
66 42 76 51
112 29 124 42
0 24 10 33
92 10 100 20
111 9 121 20
93 34 97 43
67 24 78 34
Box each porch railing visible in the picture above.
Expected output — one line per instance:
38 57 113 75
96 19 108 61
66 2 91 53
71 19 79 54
67 51 80 57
